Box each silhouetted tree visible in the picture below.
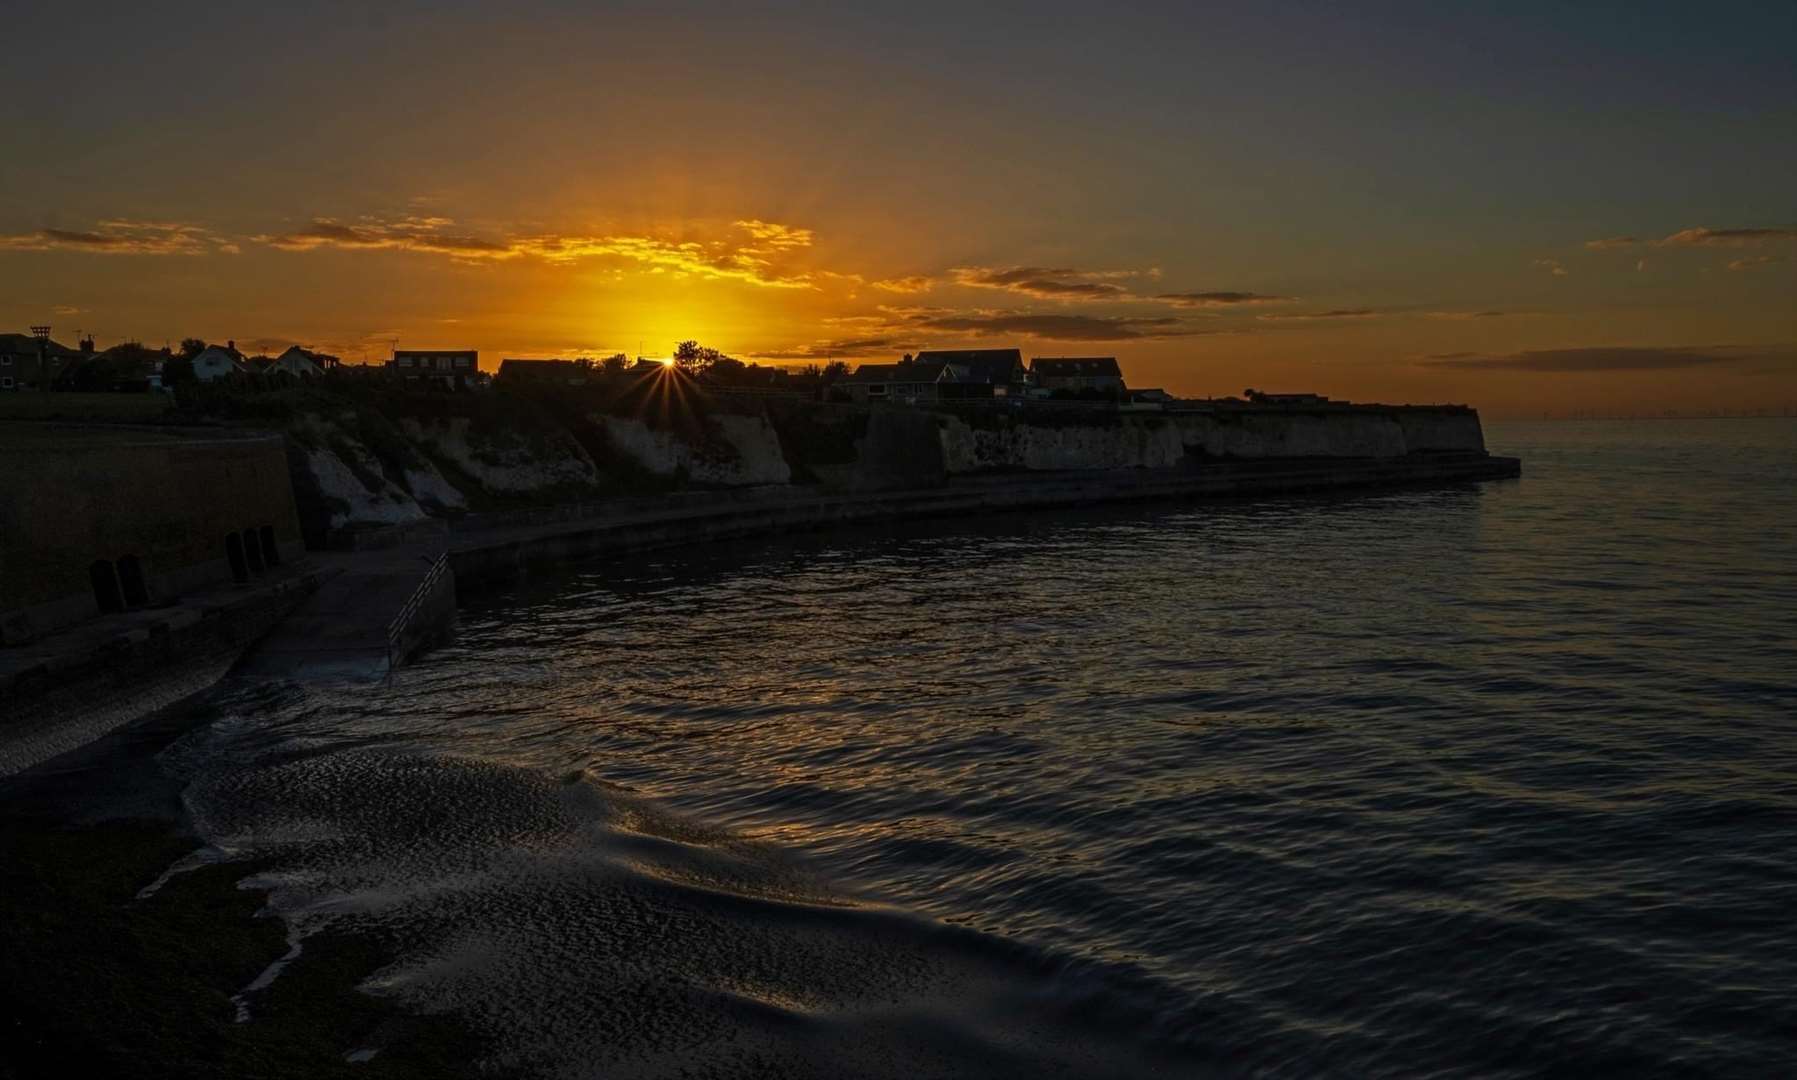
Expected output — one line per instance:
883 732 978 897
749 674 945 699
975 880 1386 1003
601 354 627 375
178 337 207 360
821 361 849 383
672 340 708 376
162 355 197 387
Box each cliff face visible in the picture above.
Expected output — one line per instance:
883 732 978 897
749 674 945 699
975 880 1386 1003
939 415 1186 473
936 408 1484 474
279 397 1488 531
400 416 600 495
595 415 792 486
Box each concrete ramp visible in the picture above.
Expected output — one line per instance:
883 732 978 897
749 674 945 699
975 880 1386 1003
238 547 455 681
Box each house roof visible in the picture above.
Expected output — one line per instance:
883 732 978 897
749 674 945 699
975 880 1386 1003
845 361 955 384
193 345 244 367
0 332 82 358
499 358 588 372
1032 356 1122 377
914 348 1023 383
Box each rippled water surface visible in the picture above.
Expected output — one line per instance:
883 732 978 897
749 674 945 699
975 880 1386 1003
174 420 1797 1077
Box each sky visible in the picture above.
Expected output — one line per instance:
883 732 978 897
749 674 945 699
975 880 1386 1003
2 1 1793 415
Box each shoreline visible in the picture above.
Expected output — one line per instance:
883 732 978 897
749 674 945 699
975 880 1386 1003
0 692 513 1079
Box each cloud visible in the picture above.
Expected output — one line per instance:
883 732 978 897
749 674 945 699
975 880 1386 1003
257 217 515 258
51 304 82 315
732 219 813 250
1424 310 1512 320
1659 226 1797 248
237 336 298 354
259 215 816 287
1155 291 1293 308
1533 258 1569 277
750 336 915 360
0 219 227 255
1255 308 1380 322
949 266 1145 302
870 275 935 294
910 312 1195 341
1727 254 1784 272
1417 344 1794 372
1584 236 1640 251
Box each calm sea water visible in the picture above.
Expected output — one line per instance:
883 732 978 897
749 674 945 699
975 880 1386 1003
168 419 1797 1077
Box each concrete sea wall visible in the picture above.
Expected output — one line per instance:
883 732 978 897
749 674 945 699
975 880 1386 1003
936 408 1486 474
0 426 305 642
280 401 1492 534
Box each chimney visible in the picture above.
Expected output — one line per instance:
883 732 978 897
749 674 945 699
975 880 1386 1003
80 335 95 354
226 339 235 353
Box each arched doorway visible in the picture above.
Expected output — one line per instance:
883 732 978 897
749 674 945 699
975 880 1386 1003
90 559 124 613
258 524 279 567
243 529 265 574
226 533 249 583
116 554 150 607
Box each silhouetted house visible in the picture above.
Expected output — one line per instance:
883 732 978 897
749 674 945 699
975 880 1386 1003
1128 388 1174 404
1031 357 1124 393
0 332 83 391
391 349 479 390
1245 389 1330 405
192 343 248 383
269 345 333 379
498 358 593 386
913 348 1027 396
842 360 959 404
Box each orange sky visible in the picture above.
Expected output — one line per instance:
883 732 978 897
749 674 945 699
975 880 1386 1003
3 4 1793 417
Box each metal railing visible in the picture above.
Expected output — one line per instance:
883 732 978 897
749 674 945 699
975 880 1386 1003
386 551 450 669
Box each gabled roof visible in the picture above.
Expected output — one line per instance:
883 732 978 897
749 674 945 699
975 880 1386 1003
193 345 244 368
844 363 900 382
1031 356 1122 377
914 348 1023 383
846 361 955 384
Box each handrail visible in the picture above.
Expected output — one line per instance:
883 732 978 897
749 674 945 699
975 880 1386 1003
386 551 450 669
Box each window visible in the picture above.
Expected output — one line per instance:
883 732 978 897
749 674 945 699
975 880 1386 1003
2 355 11 365
1 377 11 389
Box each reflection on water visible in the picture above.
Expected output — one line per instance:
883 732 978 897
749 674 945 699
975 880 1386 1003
174 419 1797 1077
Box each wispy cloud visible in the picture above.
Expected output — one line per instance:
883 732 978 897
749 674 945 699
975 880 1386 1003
0 219 230 255
1418 344 1794 372
1533 258 1569 277
1155 291 1293 308
911 312 1196 341
1659 226 1797 248
750 336 916 360
732 219 813 250
1583 236 1640 251
949 266 1145 302
257 217 513 258
1256 308 1381 322
259 216 818 287
1727 254 1784 272
870 275 935 294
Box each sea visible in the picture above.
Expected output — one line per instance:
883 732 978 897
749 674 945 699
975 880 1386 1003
154 419 1796 1077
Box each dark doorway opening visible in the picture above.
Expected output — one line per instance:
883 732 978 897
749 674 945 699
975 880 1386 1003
258 524 279 567
90 560 124 613
116 554 150 607
226 533 249 583
243 529 265 574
